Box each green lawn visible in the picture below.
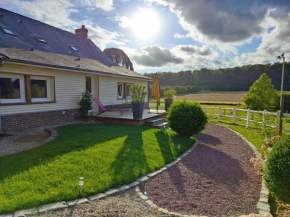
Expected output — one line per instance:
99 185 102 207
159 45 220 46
0 123 195 214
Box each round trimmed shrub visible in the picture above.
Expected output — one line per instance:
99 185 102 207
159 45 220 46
264 135 290 203
167 100 207 137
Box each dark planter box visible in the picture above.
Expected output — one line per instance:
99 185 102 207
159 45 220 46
131 102 144 119
81 109 89 116
165 99 173 111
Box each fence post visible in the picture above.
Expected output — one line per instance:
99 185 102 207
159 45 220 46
246 108 251 128
262 110 266 131
232 107 236 124
218 107 221 122
277 110 281 130
203 107 206 114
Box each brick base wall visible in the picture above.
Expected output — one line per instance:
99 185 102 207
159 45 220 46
1 109 81 132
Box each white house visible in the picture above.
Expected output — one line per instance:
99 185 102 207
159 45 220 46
0 8 150 131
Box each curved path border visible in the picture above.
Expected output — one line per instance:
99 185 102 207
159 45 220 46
135 124 272 217
0 141 197 217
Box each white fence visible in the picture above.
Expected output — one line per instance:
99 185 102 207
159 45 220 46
202 106 290 132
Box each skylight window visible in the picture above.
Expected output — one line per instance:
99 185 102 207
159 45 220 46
34 35 47 44
1 27 16 36
69 45 79 52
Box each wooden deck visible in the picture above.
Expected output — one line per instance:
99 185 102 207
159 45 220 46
84 109 167 126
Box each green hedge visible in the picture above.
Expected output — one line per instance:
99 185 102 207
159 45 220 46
167 100 207 137
264 135 290 203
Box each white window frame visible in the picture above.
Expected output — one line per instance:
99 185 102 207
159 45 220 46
30 76 51 102
0 73 26 104
117 83 124 99
125 84 131 101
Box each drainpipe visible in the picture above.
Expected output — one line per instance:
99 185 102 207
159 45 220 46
0 116 2 133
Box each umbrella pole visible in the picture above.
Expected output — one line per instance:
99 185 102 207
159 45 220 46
156 99 158 114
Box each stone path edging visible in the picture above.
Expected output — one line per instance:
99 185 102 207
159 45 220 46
135 124 273 217
0 142 198 217
43 128 58 144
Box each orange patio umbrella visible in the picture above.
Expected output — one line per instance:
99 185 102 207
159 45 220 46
151 74 161 113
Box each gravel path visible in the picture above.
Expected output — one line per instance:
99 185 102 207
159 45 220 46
32 189 163 217
140 124 262 216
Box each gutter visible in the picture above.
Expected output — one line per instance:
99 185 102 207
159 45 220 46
5 59 152 81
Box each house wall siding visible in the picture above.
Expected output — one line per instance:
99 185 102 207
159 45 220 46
99 75 148 106
0 63 85 115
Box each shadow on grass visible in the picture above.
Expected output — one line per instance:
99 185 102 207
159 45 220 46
0 123 150 180
110 128 150 187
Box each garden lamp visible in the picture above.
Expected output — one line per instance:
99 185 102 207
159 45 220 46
79 177 84 195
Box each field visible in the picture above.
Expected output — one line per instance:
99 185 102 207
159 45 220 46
149 91 247 108
174 91 247 103
149 91 290 130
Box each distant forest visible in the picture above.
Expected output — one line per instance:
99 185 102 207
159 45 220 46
145 62 290 95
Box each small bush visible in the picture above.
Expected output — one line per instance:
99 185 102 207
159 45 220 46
164 89 176 99
167 99 207 136
79 91 93 110
264 135 290 203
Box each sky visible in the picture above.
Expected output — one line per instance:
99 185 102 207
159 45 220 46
1 0 290 73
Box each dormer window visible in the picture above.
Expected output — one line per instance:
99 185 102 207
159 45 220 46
34 35 47 44
69 45 79 52
1 27 16 36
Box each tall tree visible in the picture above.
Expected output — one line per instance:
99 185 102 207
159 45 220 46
103 48 134 71
244 73 279 111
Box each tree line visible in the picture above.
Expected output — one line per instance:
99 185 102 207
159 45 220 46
145 62 290 95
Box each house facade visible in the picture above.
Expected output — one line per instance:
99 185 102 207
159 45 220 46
0 8 151 131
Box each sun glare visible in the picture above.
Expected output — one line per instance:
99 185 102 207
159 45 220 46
132 9 160 40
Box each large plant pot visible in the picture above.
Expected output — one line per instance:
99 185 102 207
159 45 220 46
165 99 173 111
81 109 89 116
131 102 144 119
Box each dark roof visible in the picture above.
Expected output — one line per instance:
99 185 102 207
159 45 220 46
0 8 114 66
0 48 151 80
0 8 150 80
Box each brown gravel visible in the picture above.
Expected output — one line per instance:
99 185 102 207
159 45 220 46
140 123 262 217
32 189 164 217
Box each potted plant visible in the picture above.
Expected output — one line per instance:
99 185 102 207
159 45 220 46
130 84 148 119
164 89 176 111
79 91 93 116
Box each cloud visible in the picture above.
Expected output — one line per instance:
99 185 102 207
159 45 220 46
1 0 125 50
178 45 212 56
132 46 184 67
174 33 190 38
3 0 79 28
77 0 114 11
130 44 232 71
147 0 290 54
85 25 122 50
234 7 290 66
115 15 133 28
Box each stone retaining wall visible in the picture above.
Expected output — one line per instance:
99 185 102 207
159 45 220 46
1 109 80 132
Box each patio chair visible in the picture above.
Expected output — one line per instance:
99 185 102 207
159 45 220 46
94 98 126 116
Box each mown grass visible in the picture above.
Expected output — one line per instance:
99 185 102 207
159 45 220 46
0 123 195 214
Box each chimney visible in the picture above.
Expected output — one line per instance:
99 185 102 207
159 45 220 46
75 25 88 38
